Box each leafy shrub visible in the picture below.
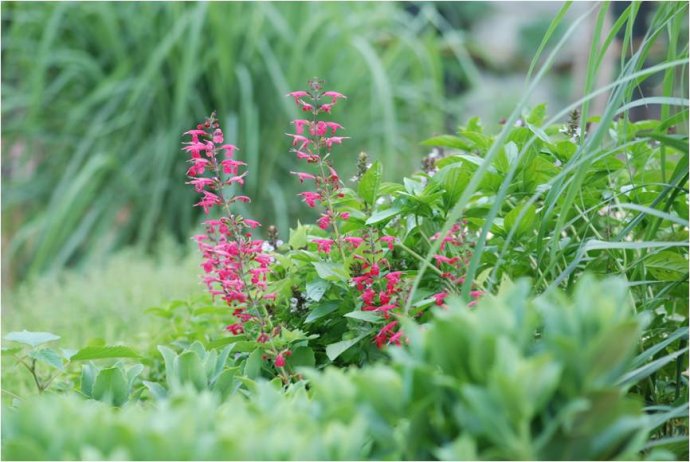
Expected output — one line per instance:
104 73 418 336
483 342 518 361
2 277 681 460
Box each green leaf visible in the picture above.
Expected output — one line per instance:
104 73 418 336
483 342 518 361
71 345 140 361
212 368 239 399
358 161 382 204
326 334 367 361
421 134 472 151
305 301 339 323
289 222 308 249
645 251 688 281
92 366 129 406
244 349 263 379
287 347 315 369
305 278 329 302
143 380 168 400
28 348 65 372
344 311 381 323
80 363 97 397
365 207 401 225
504 203 538 239
4 330 60 348
526 103 547 125
313 261 349 282
175 350 207 391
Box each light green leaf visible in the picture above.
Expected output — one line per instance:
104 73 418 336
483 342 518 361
365 208 401 225
326 334 367 361
244 349 263 379
92 366 129 407
4 330 60 348
344 311 381 323
358 161 382 204
71 346 140 361
306 278 329 302
28 348 65 372
313 261 349 282
305 301 339 323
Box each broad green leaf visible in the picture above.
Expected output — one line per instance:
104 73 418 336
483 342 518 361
212 368 238 399
4 330 60 348
175 350 207 391
421 134 472 151
326 334 367 361
645 251 688 281
365 207 401 225
306 278 329 302
244 349 263 379
289 223 308 249
92 366 129 407
80 363 97 397
28 348 64 372
126 364 144 390
313 261 349 282
143 380 168 400
305 301 339 323
71 345 140 361
526 103 547 125
344 311 381 323
287 346 315 369
504 203 538 239
358 161 382 204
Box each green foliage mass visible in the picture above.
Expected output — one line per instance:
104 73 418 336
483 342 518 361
3 277 683 461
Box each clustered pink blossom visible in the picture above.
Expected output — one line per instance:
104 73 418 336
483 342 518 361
430 222 483 307
183 113 281 349
286 79 350 233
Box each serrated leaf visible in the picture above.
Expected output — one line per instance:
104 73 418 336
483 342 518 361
326 334 367 361
4 330 60 348
358 161 382 204
305 301 339 323
71 346 140 361
28 348 65 371
313 261 349 282
306 278 329 302
344 311 381 323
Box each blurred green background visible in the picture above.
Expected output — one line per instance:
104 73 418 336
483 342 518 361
1 1 668 288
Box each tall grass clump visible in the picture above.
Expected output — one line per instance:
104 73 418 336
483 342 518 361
410 1 688 454
1 1 471 281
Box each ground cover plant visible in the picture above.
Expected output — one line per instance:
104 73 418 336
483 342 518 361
2 2 689 460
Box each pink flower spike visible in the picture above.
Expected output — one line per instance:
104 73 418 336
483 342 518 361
323 91 347 103
220 159 247 175
243 219 261 229
226 323 244 335
317 214 331 230
324 136 349 150
312 238 335 254
292 119 310 135
379 236 396 251
227 172 247 185
433 292 448 306
184 129 207 137
325 122 344 135
213 128 224 144
275 353 286 368
300 103 314 112
343 236 364 248
470 290 484 299
287 91 309 103
319 103 333 114
233 195 251 203
186 177 215 193
340 212 350 220
291 171 316 183
299 191 321 208
264 292 277 301
220 144 239 157
287 134 311 148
